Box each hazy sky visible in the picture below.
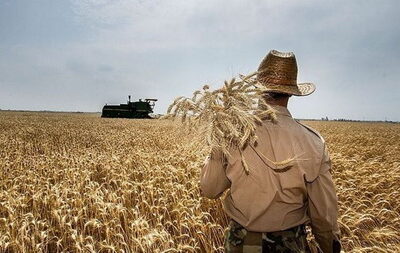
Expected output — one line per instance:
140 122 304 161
1 0 399 121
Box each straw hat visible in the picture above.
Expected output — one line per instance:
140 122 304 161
257 50 315 96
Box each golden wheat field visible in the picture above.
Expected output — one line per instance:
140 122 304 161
0 111 399 253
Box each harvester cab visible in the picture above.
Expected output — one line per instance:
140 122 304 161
145 99 157 109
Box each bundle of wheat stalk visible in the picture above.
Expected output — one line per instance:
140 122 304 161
165 72 290 174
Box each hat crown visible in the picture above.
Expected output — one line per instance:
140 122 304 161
257 50 298 86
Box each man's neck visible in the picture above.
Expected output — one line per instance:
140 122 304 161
267 98 289 107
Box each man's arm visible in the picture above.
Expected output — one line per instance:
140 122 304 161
200 149 231 199
307 145 341 253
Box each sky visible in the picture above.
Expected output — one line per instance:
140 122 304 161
0 0 399 121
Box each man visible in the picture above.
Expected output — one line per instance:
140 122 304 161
200 50 341 253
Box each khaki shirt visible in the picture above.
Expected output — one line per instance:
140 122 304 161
200 105 341 252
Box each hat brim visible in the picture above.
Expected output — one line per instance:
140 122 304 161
261 82 315 96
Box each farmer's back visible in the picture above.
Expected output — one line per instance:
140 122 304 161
224 105 330 231
201 106 340 252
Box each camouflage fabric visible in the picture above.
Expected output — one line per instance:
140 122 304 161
224 220 311 253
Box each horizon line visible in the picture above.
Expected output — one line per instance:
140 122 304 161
0 109 398 123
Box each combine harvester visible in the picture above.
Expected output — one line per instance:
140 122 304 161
101 95 157 119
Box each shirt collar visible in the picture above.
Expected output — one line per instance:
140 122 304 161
271 105 292 117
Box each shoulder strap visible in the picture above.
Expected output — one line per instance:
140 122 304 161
296 121 331 183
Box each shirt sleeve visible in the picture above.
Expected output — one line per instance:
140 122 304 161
307 145 341 253
199 149 231 199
